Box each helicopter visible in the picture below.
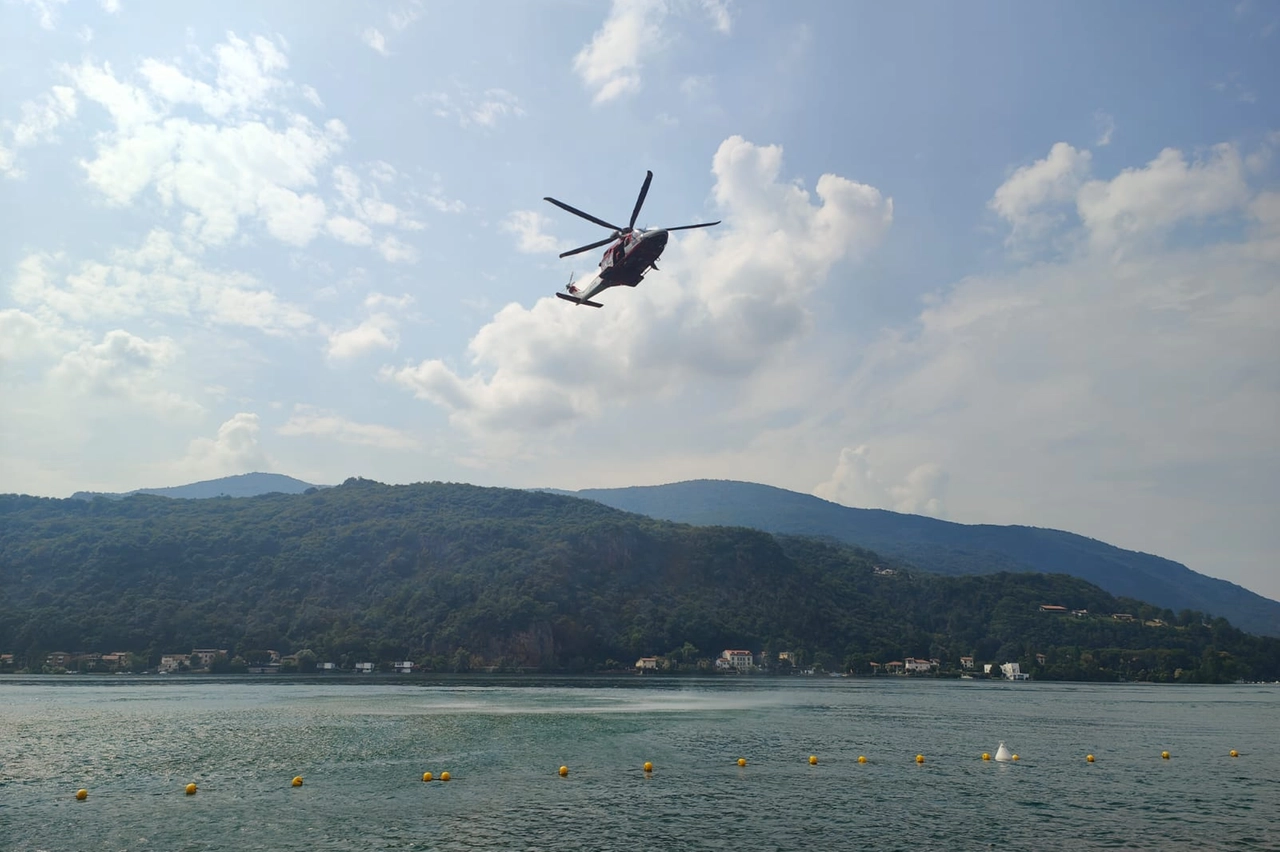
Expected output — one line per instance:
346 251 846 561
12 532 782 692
544 170 720 307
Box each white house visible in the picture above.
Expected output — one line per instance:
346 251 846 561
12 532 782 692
904 657 935 673
718 650 754 671
635 656 659 671
394 661 414 674
355 662 375 673
1000 662 1029 681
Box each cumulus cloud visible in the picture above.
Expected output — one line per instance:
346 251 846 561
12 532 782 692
573 0 668 103
1077 143 1250 251
171 413 272 479
54 34 344 247
385 135 892 447
12 229 316 335
572 0 733 103
47 328 199 414
278 405 420 450
325 293 411 361
988 142 1092 246
11 32 426 261
807 135 1280 593
814 445 948 517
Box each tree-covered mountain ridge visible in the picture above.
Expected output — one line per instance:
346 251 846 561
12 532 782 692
548 479 1280 638
2 478 1277 682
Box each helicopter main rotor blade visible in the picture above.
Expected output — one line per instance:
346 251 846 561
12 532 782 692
659 220 722 232
559 235 618 258
628 170 653 231
543 197 623 233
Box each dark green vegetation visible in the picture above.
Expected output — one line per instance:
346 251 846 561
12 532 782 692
2 479 1277 682
554 480 1280 638
71 471 323 501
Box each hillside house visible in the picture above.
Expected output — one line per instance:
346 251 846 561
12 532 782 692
394 661 415 673
1038 605 1068 613
159 654 189 673
960 656 974 670
1000 662 1029 681
355 662 375 673
717 650 754 671
635 656 659 671
191 649 227 668
904 657 935 673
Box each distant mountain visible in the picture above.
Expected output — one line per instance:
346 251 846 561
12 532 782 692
4 478 1277 682
71 472 325 501
549 479 1280 638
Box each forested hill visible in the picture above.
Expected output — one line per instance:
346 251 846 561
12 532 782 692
2 479 1277 682
555 480 1280 638
70 471 322 501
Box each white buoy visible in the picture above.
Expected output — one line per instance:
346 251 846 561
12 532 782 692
994 741 1012 762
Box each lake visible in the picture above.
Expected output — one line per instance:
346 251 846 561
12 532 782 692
1 675 1276 850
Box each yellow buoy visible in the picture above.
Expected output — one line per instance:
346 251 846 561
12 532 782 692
75 789 88 801
1230 750 1239 758
1011 754 1019 761
422 771 434 782
292 776 303 787
808 755 818 765
1161 751 1170 760
1086 754 1095 762
558 765 568 777
440 771 451 782
737 758 746 767
982 753 990 761
643 762 653 773
915 754 925 764
857 755 867 763
185 783 197 796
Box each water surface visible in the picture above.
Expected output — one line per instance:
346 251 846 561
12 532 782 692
1 676 1276 850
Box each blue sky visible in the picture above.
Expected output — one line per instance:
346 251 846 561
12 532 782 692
2 0 1279 600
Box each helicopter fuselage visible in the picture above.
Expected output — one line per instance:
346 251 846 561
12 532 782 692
597 228 668 285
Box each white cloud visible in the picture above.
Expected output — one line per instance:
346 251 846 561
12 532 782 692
377 235 418 264
988 142 1092 246
423 87 526 129
1077 143 1250 250
278 405 420 450
171 413 272 480
325 293 411 361
814 445 947 517
1094 110 1115 146
54 35 348 249
573 0 668 104
0 143 17 178
48 328 199 415
386 135 892 445
388 1 424 31
326 215 374 246
0 307 70 366
805 136 1280 593
362 27 389 56
21 0 68 30
99 0 120 13
12 86 78 147
12 229 316 336
701 0 733 34
500 210 569 254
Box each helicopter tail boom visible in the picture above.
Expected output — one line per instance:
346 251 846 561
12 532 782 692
555 292 604 308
